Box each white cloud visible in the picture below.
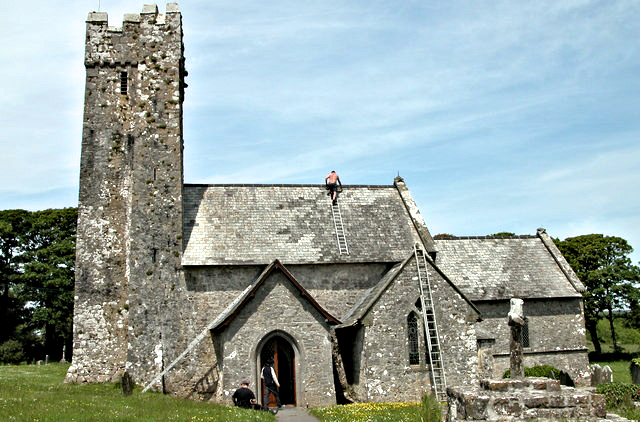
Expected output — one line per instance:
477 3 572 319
1 0 639 265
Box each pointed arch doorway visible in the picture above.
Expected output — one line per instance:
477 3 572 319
259 334 296 407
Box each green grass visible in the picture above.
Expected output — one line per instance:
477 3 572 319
310 402 422 422
0 363 274 422
587 318 640 354
587 360 640 420
590 359 632 383
587 319 640 421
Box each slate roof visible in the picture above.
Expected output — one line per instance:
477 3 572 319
433 229 585 301
182 184 424 265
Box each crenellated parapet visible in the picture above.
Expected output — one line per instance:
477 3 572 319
85 4 182 66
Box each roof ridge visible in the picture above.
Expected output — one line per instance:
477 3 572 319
536 228 586 293
434 235 537 240
184 183 394 188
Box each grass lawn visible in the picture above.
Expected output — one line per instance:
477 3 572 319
0 363 274 422
587 318 640 383
310 402 422 422
587 318 640 355
590 359 632 384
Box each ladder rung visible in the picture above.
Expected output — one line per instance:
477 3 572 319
332 202 349 254
414 244 447 398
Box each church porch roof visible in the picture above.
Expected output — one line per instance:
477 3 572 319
211 260 341 333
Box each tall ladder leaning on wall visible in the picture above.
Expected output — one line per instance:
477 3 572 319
413 244 447 402
331 202 349 255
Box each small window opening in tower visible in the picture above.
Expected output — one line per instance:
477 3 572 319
408 312 420 365
120 71 128 95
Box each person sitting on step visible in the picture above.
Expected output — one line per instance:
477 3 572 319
232 381 260 410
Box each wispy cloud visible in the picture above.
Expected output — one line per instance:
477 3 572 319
1 0 639 261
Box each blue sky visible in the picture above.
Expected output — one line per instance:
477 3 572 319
1 1 639 262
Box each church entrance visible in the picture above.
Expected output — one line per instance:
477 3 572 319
259 334 296 407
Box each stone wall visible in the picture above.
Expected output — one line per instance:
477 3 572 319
217 270 337 407
184 263 391 319
67 3 188 387
475 298 590 383
353 255 479 402
448 378 607 421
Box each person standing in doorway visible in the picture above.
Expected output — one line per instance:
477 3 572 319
325 170 342 205
261 358 282 408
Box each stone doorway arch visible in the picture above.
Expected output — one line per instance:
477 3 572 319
257 331 298 407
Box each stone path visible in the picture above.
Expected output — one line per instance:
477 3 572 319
275 407 321 422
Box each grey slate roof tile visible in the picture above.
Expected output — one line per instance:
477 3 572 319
434 235 583 301
182 184 421 265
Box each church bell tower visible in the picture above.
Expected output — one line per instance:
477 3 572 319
67 3 186 385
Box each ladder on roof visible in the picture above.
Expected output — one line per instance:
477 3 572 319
414 244 447 402
331 202 349 255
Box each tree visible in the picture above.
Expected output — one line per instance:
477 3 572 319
19 208 77 361
0 210 32 346
626 285 640 330
555 234 640 354
0 208 77 363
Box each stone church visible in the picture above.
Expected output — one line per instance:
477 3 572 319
66 4 590 407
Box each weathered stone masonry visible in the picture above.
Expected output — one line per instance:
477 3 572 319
67 3 188 385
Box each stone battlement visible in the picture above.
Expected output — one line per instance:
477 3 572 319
87 3 180 27
85 3 182 68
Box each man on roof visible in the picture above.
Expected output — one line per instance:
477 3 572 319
325 170 342 205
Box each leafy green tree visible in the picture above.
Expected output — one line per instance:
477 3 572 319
0 208 77 362
19 208 77 361
555 234 640 353
626 286 640 330
0 210 32 346
433 233 456 239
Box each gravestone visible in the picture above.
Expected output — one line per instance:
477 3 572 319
632 361 640 385
601 365 613 384
559 370 575 387
590 364 613 386
590 364 602 386
121 371 134 396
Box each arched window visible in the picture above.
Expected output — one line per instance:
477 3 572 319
408 312 420 365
